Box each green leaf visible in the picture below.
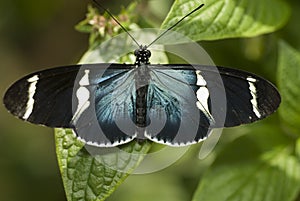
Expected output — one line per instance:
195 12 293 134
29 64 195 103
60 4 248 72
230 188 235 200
278 41 300 135
55 129 152 201
192 146 300 201
161 0 290 42
296 138 300 160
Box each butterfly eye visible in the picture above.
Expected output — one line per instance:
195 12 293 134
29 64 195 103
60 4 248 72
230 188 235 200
134 49 139 56
146 50 151 58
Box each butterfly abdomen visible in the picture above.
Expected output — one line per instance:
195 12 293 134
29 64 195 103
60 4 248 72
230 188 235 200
135 64 151 128
135 85 148 127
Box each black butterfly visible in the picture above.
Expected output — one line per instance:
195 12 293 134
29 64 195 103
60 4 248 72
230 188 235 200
3 3 280 147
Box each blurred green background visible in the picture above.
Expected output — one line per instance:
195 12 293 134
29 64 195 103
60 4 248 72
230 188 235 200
0 0 299 201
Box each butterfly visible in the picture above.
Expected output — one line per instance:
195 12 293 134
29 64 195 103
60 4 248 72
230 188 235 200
3 3 281 147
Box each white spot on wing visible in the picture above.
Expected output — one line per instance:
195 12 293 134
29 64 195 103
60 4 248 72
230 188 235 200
196 70 207 86
75 87 90 115
72 70 91 122
196 87 210 113
79 70 90 85
27 75 39 82
23 75 39 120
195 70 214 121
247 77 261 118
247 77 256 82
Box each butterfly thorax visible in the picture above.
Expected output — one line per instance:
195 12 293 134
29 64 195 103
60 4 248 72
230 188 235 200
134 45 151 65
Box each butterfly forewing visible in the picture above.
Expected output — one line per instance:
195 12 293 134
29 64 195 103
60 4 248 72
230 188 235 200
4 66 80 127
214 66 281 127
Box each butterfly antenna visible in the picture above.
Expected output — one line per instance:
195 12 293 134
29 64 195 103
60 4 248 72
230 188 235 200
147 4 205 48
92 0 141 48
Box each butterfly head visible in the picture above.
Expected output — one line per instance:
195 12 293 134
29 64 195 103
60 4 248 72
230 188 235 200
134 45 151 65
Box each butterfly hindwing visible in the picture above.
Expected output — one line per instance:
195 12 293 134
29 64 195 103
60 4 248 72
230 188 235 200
144 67 212 146
71 64 137 146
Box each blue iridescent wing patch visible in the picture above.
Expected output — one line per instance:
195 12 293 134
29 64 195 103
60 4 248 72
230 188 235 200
145 66 212 146
70 64 138 146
